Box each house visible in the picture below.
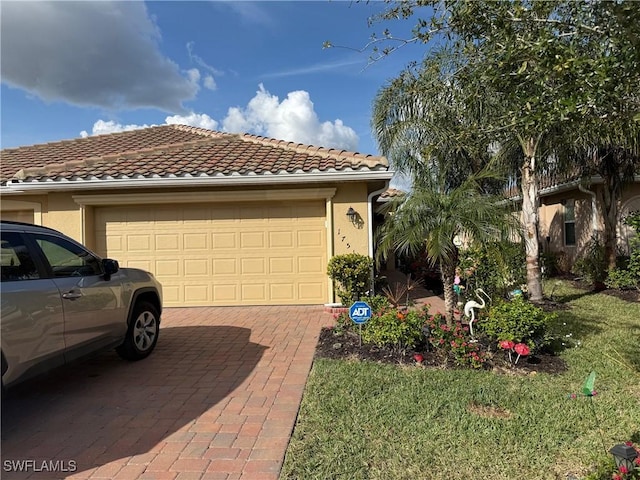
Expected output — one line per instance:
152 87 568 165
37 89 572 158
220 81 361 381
1 125 393 307
536 173 640 266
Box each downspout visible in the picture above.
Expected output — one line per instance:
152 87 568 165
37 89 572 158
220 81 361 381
578 183 599 238
368 182 390 295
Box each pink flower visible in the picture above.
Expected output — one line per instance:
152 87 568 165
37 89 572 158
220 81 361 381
499 340 515 350
619 466 629 474
625 441 633 446
413 354 424 363
612 474 622 480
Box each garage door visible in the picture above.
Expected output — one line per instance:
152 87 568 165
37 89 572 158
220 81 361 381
94 201 327 306
1 210 34 223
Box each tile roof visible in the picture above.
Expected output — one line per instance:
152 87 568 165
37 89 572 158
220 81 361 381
1 125 389 185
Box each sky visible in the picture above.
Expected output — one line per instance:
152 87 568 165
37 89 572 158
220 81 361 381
0 1 428 158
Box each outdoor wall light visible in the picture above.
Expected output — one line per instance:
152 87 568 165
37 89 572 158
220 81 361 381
610 444 638 473
346 207 358 223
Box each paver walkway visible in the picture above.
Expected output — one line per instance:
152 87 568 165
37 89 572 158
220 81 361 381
1 306 329 480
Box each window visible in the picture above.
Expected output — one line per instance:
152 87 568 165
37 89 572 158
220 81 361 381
34 234 102 278
564 199 576 246
0 232 40 282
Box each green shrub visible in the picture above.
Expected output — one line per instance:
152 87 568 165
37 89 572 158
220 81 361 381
458 240 526 300
606 211 640 291
361 308 425 353
573 235 608 288
327 253 373 305
540 251 558 278
425 313 485 368
480 296 555 352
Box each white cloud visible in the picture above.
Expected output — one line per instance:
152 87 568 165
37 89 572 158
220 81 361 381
80 113 218 138
203 76 217 90
80 120 153 138
1 1 198 112
222 84 359 151
165 113 218 130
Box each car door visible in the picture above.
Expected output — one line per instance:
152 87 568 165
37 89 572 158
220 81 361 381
30 232 128 357
0 231 65 386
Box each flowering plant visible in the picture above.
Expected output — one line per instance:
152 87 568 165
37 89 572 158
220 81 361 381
426 313 485 369
584 442 640 480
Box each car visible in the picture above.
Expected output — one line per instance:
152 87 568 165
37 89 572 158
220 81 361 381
1 221 162 389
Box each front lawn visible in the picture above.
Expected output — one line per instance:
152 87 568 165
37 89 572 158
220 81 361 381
281 281 640 480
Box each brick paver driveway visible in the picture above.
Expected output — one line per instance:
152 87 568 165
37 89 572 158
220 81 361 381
1 306 329 480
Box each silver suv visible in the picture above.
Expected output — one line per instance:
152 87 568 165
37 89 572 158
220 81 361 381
1 221 162 388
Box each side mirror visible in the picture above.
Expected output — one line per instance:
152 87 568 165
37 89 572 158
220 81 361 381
102 258 119 279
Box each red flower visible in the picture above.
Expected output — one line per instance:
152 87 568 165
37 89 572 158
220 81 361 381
499 340 515 350
625 441 633 446
612 474 622 480
413 353 424 363
619 466 629 474
514 343 530 356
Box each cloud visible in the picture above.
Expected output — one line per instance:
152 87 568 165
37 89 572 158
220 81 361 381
222 84 359 151
80 113 218 138
1 1 198 113
187 42 221 91
165 113 218 130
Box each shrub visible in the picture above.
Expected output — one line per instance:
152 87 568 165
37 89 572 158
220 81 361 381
327 253 373 305
425 313 485 368
606 211 640 291
480 296 555 352
540 251 558 278
361 308 425 353
458 240 526 300
573 235 608 288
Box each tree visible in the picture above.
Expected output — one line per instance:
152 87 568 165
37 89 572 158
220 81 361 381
376 169 518 325
365 0 640 300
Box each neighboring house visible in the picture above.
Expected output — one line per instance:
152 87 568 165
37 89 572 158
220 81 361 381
1 125 393 307
536 174 640 266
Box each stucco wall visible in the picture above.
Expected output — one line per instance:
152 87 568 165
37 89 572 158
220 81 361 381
1 181 380 261
539 181 640 266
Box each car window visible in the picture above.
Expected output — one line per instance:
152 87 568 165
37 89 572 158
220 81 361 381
34 234 102 278
0 232 40 282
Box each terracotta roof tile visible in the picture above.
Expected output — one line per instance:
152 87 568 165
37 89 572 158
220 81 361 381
1 125 388 185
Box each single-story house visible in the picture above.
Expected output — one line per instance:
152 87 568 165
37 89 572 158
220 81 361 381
537 173 640 265
1 125 393 307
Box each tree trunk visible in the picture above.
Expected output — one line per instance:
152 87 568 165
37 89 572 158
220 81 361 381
599 175 619 269
521 143 543 302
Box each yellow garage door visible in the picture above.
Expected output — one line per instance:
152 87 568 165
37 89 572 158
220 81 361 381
1 210 34 223
95 201 327 306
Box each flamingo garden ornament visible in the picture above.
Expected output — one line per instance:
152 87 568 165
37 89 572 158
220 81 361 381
463 288 491 338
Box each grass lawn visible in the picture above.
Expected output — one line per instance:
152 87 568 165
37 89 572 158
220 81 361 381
281 281 640 480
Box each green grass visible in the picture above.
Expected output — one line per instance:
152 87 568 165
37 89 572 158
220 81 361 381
281 281 640 480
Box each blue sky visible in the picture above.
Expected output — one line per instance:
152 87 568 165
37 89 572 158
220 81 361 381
1 1 427 156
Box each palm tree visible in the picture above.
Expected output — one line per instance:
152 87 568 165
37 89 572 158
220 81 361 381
376 168 519 325
372 59 518 324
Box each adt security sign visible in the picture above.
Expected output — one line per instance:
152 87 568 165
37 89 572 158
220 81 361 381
349 301 372 324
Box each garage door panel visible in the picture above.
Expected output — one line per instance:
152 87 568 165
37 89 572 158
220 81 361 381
95 201 327 306
184 233 208 250
212 232 236 249
240 232 265 248
241 283 267 301
212 258 237 275
156 234 180 251
213 284 238 302
298 230 323 247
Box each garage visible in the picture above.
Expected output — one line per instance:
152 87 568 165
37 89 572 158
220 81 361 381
94 200 328 306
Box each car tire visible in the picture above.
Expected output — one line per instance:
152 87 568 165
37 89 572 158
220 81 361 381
116 301 160 361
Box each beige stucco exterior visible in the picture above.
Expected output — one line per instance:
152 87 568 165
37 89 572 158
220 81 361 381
1 180 387 306
538 181 640 267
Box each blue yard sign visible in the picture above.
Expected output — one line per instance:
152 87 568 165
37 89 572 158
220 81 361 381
349 301 372 324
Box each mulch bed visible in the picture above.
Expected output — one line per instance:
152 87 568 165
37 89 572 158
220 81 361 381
314 327 569 375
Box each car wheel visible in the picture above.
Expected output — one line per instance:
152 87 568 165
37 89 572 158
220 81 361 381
116 301 159 361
